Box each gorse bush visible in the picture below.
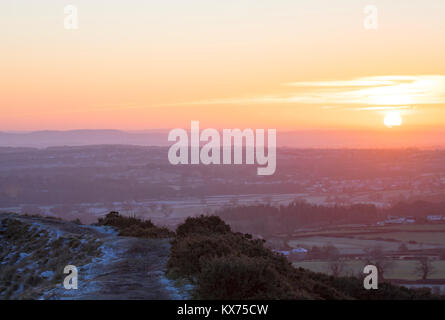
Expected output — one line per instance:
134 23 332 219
176 215 231 238
197 255 302 300
169 215 286 279
97 211 174 239
168 232 282 277
97 211 155 229
168 234 233 276
167 215 314 299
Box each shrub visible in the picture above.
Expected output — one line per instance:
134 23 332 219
97 211 155 229
168 234 234 276
119 225 173 239
196 255 302 299
97 211 174 239
176 215 231 238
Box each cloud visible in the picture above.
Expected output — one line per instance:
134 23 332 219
352 106 412 111
180 75 445 110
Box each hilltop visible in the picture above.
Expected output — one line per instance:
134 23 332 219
0 212 186 299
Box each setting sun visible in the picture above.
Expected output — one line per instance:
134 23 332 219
384 111 403 128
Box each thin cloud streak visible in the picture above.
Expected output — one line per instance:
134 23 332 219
179 75 445 110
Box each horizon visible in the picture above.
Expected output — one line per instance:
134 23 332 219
2 0 445 149
2 127 445 149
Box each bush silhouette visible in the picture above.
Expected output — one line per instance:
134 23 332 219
196 255 302 299
176 215 231 238
97 211 174 238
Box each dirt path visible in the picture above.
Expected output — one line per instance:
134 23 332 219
49 227 187 300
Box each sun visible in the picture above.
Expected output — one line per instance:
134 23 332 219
384 111 402 128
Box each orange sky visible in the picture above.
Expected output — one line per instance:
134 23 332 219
2 0 445 140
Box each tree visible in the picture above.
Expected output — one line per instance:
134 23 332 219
326 244 343 276
364 246 394 281
328 260 345 277
415 257 434 280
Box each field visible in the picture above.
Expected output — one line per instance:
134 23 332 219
286 223 445 283
288 224 445 251
293 260 445 281
288 236 442 255
356 232 445 245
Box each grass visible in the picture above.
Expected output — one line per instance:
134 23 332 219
0 216 102 299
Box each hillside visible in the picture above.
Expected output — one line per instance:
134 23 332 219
0 212 440 300
0 213 188 299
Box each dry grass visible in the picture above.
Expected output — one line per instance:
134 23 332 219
0 215 102 299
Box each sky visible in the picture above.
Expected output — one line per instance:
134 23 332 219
2 0 445 146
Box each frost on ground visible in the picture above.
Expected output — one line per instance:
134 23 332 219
0 213 189 300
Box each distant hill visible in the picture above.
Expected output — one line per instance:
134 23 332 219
0 130 169 148
2 129 445 149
